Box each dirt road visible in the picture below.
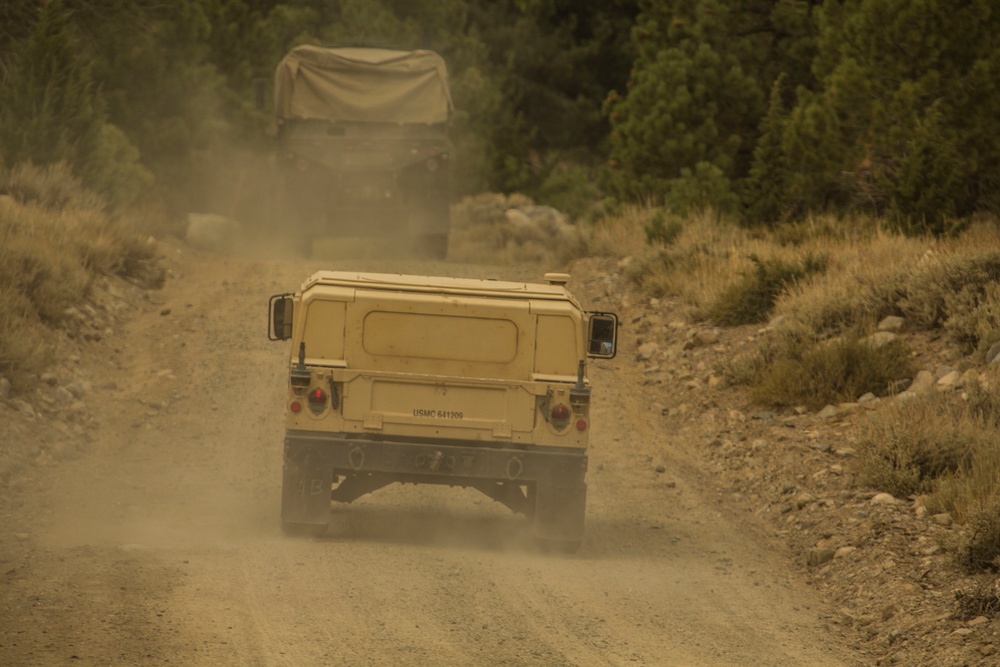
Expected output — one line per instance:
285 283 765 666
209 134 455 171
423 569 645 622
0 246 858 666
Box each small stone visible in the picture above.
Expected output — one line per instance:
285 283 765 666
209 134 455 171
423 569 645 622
878 316 905 332
989 341 1000 365
907 370 935 394
807 547 837 567
751 412 773 421
981 644 996 657
0 377 10 400
858 392 877 403
636 342 659 361
968 616 989 626
817 404 840 419
865 331 898 348
835 546 857 559
654 464 666 474
834 448 856 459
953 628 974 637
65 381 86 398
160 307 172 316
40 372 58 385
929 513 954 527
871 492 897 505
794 492 815 509
936 370 962 391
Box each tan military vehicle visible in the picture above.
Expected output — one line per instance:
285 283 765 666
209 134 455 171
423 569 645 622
268 270 617 551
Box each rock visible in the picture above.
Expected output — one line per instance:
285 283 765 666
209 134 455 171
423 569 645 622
834 448 856 459
906 370 935 394
65 381 86 399
0 377 10 400
878 316 905 332
953 628 974 637
887 378 912 394
936 370 962 391
655 464 666 474
988 341 1000 365
858 392 877 403
694 329 719 346
40 372 58 385
929 513 954 527
871 492 898 505
794 492 815 509
636 342 659 361
865 331 898 348
685 329 720 348
835 546 857 559
817 404 840 419
968 616 989 626
807 547 837 567
53 387 74 403
160 307 172 316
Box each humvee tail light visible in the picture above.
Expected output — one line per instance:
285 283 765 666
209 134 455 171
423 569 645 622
307 388 327 414
290 401 302 414
551 404 571 429
576 419 587 432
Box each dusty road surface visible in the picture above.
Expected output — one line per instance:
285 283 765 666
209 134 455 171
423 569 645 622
1 246 859 666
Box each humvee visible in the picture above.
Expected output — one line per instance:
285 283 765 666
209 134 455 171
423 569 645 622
268 270 617 551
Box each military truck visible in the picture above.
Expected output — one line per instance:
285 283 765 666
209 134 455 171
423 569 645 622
268 270 618 551
272 45 452 258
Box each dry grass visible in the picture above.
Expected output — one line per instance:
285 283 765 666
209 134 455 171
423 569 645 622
0 164 161 391
595 205 1000 568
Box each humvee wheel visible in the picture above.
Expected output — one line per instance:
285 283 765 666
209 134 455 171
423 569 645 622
281 521 328 538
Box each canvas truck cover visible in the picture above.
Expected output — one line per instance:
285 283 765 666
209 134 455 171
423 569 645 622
273 45 453 124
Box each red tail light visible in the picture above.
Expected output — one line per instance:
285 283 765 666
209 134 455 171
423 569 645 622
550 404 571 429
576 419 587 432
290 401 302 414
307 388 327 414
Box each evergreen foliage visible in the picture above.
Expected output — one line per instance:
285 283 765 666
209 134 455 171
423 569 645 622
0 0 997 226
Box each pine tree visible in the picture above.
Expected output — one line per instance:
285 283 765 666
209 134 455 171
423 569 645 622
0 1 103 175
741 74 791 226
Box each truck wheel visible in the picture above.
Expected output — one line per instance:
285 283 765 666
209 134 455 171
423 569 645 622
532 481 587 549
281 521 328 538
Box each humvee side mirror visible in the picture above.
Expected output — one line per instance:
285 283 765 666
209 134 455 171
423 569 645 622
587 312 618 358
269 293 294 341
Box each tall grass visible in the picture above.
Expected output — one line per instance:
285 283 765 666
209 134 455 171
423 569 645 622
0 163 161 390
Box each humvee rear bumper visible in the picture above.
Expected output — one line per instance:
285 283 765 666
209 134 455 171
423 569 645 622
281 430 588 542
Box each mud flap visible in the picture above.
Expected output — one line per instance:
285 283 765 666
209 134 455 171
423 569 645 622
281 451 332 527
532 481 587 544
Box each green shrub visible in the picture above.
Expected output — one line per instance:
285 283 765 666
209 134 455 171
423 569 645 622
707 253 826 326
749 331 912 410
644 208 684 245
